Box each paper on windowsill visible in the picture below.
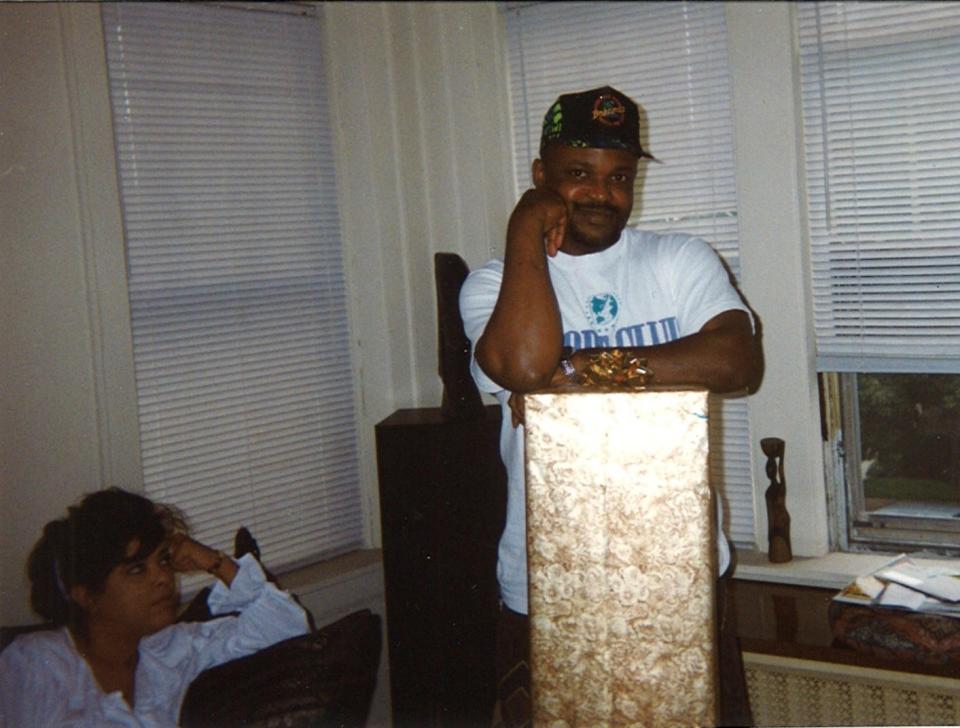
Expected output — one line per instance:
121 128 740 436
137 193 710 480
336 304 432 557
834 554 960 618
876 581 927 610
876 562 960 602
854 575 884 599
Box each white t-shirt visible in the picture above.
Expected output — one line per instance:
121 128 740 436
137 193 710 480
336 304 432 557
0 554 310 728
460 228 750 614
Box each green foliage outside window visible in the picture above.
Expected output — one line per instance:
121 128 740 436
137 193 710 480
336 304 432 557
858 374 960 504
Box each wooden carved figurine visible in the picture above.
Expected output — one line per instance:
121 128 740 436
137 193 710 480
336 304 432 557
761 437 792 563
434 253 485 421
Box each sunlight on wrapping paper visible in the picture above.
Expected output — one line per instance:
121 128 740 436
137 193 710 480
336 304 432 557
525 389 716 728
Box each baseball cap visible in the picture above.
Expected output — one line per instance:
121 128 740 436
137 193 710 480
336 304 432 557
539 85 655 160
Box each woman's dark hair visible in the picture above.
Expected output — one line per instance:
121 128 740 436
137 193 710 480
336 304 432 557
27 487 186 632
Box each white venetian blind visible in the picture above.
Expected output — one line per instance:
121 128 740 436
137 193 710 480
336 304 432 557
504 1 756 547
101 2 364 572
799 1 960 374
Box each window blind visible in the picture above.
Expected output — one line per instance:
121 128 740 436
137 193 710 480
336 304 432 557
101 3 363 573
504 1 755 547
799 1 960 374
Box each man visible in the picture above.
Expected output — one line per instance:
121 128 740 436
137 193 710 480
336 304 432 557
459 86 758 727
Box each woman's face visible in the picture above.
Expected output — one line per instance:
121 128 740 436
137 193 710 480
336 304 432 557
83 538 179 639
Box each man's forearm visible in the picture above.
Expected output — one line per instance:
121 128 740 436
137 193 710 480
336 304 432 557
570 311 758 394
476 214 565 392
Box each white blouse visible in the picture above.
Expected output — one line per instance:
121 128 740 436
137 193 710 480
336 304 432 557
0 554 310 728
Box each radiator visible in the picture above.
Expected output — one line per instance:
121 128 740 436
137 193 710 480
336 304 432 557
744 652 960 726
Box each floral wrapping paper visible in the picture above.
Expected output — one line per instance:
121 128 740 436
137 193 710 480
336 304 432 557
524 389 716 727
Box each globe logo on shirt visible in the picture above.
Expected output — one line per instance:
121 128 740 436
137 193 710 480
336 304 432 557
586 293 620 330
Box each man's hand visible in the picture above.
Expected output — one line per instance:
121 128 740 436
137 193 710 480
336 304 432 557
475 188 567 393
552 311 757 394
510 187 568 258
508 392 525 428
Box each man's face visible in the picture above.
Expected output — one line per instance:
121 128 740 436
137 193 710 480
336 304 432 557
533 145 638 255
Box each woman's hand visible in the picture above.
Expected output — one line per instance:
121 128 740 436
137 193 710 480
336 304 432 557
168 534 217 573
168 534 239 584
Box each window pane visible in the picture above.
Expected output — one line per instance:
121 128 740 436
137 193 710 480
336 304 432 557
858 373 960 516
800 3 960 551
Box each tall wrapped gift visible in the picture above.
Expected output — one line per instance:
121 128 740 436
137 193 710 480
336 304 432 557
525 389 716 727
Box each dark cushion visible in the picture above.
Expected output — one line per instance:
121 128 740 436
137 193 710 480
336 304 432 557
179 609 382 728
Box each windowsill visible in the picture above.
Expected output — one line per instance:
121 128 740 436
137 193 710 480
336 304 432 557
733 549 959 590
280 547 960 595
275 548 385 629
278 548 382 592
727 578 960 679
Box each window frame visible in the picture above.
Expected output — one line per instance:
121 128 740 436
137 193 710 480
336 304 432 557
795 1 960 558
826 372 960 555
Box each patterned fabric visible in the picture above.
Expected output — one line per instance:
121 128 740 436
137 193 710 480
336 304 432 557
492 580 753 728
524 390 715 726
829 601 960 665
492 605 532 728
491 577 752 728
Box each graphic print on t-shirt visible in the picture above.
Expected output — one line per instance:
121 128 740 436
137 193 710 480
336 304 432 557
585 293 620 331
563 309 679 350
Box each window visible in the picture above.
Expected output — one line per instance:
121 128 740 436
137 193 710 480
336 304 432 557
799 2 960 553
101 3 364 576
504 1 755 548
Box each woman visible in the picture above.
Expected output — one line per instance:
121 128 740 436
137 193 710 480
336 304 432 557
0 488 310 727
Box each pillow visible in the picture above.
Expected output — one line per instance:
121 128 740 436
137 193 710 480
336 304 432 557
179 609 382 728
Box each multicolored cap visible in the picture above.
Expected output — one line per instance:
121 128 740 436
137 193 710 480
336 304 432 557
539 85 654 160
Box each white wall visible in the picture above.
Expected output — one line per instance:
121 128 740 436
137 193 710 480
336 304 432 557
0 4 140 626
726 3 829 556
321 2 515 547
1 1 831 627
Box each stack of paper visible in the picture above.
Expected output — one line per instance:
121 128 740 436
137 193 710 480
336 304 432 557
834 555 960 617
